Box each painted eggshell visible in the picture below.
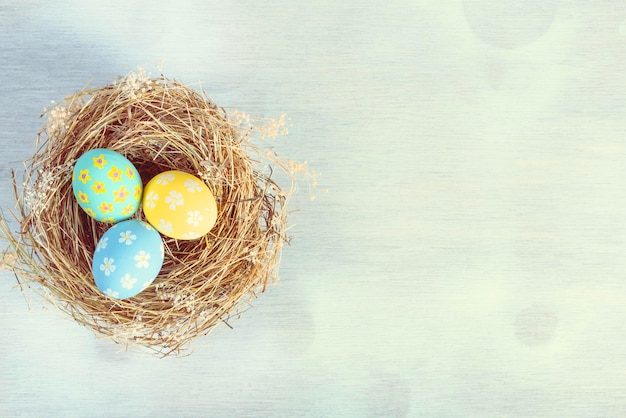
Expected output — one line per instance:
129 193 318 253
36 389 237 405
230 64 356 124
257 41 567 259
72 148 142 223
142 170 218 240
92 220 164 299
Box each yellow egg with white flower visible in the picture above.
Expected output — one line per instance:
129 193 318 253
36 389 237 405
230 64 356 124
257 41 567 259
142 170 218 240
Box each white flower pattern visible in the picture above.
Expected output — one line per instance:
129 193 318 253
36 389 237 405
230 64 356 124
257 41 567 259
100 257 116 276
120 273 137 289
118 230 137 245
144 191 158 209
158 219 173 233
165 190 184 210
184 178 202 193
96 237 108 252
155 172 175 185
134 251 150 268
105 288 119 298
181 231 199 240
142 280 151 290
187 210 203 227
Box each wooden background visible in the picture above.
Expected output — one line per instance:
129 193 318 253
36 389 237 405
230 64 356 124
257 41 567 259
2 1 626 416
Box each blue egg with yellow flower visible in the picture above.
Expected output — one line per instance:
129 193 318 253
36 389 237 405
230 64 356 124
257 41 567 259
72 148 142 223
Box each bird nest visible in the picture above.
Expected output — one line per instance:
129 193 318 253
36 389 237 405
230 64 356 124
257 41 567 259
0 69 304 356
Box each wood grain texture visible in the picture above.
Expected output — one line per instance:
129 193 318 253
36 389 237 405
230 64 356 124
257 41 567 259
2 1 626 416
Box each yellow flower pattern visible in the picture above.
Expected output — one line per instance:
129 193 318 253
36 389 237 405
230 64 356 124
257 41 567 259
77 169 91 184
133 185 142 200
98 201 113 214
121 204 135 215
125 166 135 179
77 191 89 203
113 186 129 203
92 181 107 194
108 166 123 183
92 155 108 169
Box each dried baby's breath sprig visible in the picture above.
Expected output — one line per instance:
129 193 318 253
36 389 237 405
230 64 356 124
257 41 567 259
256 113 289 139
22 160 73 217
112 67 157 100
42 98 85 137
0 70 306 357
230 110 290 139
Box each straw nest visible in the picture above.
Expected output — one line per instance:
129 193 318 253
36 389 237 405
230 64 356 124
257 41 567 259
0 70 302 356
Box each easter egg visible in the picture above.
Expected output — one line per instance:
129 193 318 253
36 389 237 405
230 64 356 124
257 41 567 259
72 148 142 223
92 220 164 299
142 170 218 240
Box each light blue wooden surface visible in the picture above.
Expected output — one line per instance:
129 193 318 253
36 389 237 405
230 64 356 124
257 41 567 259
2 1 626 416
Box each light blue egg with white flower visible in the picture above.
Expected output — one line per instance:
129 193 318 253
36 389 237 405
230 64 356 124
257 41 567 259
92 219 165 299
